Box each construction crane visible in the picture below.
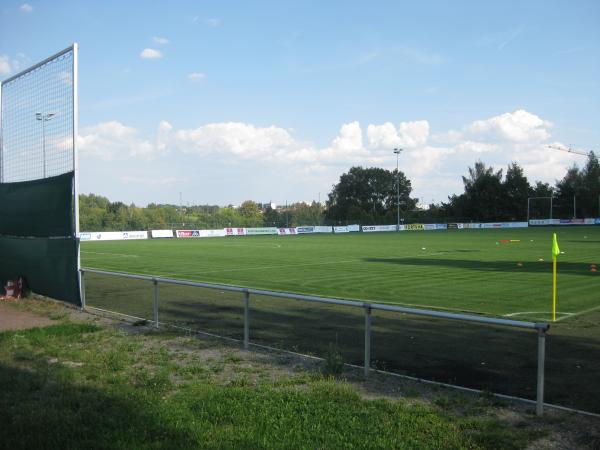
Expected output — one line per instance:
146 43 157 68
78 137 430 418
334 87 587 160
547 144 590 157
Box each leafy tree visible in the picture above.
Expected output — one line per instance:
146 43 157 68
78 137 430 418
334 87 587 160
290 202 324 226
263 206 282 227
554 166 583 218
325 166 416 224
456 161 505 221
502 163 531 220
238 200 263 227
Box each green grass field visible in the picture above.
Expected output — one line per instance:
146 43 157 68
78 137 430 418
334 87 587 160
82 226 600 322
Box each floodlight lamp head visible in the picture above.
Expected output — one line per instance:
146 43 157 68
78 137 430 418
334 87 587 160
36 112 43 120
393 148 403 155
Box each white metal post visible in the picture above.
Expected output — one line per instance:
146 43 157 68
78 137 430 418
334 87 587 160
536 328 546 416
72 43 82 308
244 291 250 349
364 304 372 378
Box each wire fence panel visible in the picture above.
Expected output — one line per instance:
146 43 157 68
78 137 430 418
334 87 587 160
371 310 537 399
84 272 154 321
158 283 243 340
546 330 600 413
81 268 566 415
1 46 75 183
248 294 364 364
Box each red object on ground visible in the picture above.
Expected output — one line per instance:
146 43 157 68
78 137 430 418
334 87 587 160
2 278 26 299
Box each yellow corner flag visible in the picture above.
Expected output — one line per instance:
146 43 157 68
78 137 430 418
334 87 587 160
552 233 560 321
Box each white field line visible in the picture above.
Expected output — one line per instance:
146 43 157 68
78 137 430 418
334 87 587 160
504 311 574 319
554 303 600 322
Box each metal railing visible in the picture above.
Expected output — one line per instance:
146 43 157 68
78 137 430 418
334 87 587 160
80 267 551 415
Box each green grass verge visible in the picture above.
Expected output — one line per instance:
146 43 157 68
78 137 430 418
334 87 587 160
0 319 542 449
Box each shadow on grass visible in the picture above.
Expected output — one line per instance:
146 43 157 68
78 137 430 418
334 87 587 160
0 363 194 450
364 257 598 275
85 272 600 414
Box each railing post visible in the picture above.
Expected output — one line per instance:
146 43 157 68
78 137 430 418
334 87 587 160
80 270 86 310
364 303 372 378
536 327 546 416
153 278 159 329
244 290 250 350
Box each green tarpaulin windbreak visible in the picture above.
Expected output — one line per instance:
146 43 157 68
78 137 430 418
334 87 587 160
0 172 80 305
0 172 74 238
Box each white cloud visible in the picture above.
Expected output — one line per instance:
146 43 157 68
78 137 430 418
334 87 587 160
0 55 11 75
0 53 28 75
367 120 429 150
454 141 499 154
78 121 156 160
466 109 552 143
78 109 580 205
120 176 178 186
152 36 169 44
20 3 33 13
206 18 221 27
140 48 163 59
187 72 206 81
332 121 363 152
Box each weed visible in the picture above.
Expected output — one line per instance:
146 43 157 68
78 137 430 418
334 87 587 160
322 343 344 376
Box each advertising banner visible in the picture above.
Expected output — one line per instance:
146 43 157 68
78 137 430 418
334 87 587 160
347 224 360 232
151 230 174 238
482 223 504 228
559 218 586 225
176 230 199 238
361 225 397 232
424 224 437 231
278 228 297 235
176 229 226 238
314 226 333 233
246 227 279 235
405 223 424 231
81 231 148 241
334 226 349 233
435 224 448 230
296 226 315 234
529 219 551 226
225 227 247 236
199 229 226 238
447 223 459 229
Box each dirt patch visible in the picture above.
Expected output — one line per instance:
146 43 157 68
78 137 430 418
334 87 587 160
0 301 54 331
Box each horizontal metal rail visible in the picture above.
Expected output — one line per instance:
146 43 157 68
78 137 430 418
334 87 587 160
81 267 549 331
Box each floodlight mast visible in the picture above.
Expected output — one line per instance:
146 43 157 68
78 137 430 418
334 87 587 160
36 112 55 178
393 148 403 231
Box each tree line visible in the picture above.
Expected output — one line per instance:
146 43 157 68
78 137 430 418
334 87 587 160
79 195 325 232
80 152 599 231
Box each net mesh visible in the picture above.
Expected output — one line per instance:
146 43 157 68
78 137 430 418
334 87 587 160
1 48 74 182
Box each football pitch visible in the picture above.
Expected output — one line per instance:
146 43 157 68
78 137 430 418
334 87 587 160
82 226 600 322
81 226 600 413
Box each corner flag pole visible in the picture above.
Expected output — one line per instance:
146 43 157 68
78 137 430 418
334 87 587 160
552 233 560 322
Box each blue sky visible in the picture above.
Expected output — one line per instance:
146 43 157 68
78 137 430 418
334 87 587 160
1 0 599 206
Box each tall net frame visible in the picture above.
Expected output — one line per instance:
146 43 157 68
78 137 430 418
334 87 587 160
0 44 80 301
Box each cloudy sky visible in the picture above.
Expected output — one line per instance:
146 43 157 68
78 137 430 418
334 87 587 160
1 0 599 206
